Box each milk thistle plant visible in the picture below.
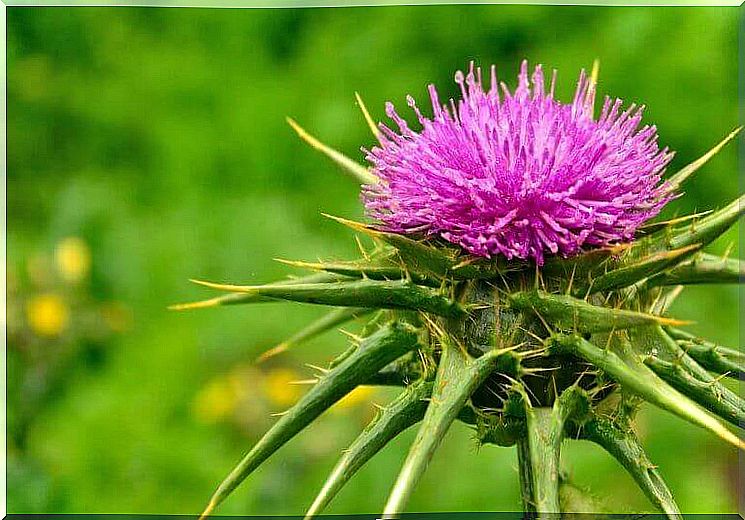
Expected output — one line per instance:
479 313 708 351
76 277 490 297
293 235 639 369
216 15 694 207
175 61 744 518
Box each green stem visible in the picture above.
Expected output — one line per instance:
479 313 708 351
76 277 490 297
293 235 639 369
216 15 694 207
516 437 536 515
525 407 563 518
518 387 589 518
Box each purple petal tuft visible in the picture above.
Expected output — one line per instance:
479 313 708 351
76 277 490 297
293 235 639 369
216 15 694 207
362 61 675 264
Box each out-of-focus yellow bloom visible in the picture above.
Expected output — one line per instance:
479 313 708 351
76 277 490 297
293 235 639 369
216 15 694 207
263 368 302 408
226 365 255 400
193 377 239 424
26 293 69 337
55 237 91 284
332 385 376 414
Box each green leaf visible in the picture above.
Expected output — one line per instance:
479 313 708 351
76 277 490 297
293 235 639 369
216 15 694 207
189 278 465 318
665 193 745 251
588 244 700 294
274 257 439 287
382 340 509 517
199 322 420 518
578 416 681 518
666 327 745 379
509 290 686 333
550 333 744 450
323 214 508 280
169 272 345 310
543 192 744 293
629 326 745 427
646 253 744 287
645 356 745 428
637 211 712 236
305 380 432 518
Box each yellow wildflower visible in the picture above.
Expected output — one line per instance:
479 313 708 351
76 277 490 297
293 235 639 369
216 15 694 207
192 377 238 424
263 368 302 408
332 385 376 414
55 237 91 284
26 293 69 337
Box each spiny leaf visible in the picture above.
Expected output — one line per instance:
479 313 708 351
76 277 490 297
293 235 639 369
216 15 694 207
199 322 419 518
509 290 687 333
665 193 745 251
256 307 370 363
647 253 745 287
545 192 744 290
588 244 700 294
170 292 274 310
190 278 465 318
382 341 508 517
305 380 432 518
169 272 344 310
323 214 507 280
629 194 743 261
629 326 745 427
274 258 438 287
579 416 681 518
287 117 378 185
666 327 745 379
665 127 741 191
550 333 744 450
644 356 745 428
323 214 461 279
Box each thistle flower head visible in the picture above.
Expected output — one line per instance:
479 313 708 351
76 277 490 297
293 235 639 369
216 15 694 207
363 61 675 264
179 59 744 520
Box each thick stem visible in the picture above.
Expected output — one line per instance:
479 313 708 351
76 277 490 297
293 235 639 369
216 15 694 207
525 407 563 518
519 387 592 518
516 437 536 515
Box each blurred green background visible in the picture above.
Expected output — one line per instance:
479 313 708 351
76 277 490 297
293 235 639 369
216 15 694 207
6 5 742 516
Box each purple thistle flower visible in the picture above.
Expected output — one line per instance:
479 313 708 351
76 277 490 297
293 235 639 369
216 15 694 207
362 61 675 264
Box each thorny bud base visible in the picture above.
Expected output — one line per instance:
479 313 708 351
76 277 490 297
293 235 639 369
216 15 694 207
173 61 745 519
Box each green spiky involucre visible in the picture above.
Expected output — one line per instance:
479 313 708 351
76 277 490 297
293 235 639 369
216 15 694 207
174 66 744 519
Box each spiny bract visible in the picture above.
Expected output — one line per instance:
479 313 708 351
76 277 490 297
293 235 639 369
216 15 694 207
174 61 744 519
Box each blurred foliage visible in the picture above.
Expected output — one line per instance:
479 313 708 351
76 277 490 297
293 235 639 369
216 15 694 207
6 5 741 515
